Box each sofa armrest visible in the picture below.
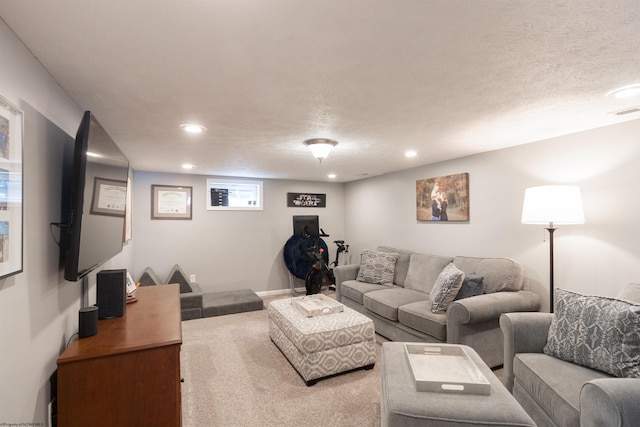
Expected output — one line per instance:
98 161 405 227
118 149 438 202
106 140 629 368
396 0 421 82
581 378 640 427
447 290 541 324
333 264 360 301
499 312 553 392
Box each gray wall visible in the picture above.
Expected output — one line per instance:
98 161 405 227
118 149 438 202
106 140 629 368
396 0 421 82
344 119 640 311
0 19 133 424
132 171 345 293
2 11 640 424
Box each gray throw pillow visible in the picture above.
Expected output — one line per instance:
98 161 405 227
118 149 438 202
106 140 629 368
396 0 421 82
544 289 640 378
428 263 465 313
356 249 398 285
454 275 484 300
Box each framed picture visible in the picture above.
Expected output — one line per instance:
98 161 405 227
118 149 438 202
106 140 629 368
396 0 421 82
0 95 23 279
416 173 469 222
90 177 127 217
152 185 192 220
287 192 326 208
206 178 263 211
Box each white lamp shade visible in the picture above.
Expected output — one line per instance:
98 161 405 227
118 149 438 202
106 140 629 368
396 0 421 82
521 185 585 225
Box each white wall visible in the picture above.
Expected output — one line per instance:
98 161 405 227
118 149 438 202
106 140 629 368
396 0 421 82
0 19 133 424
344 119 640 311
132 171 345 293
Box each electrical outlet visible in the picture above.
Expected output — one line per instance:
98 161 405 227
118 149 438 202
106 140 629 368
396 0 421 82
189 274 196 283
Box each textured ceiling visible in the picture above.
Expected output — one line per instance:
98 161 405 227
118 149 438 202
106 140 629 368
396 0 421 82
1 0 640 182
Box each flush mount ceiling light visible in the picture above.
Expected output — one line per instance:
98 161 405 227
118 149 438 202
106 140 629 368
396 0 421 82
405 150 417 158
182 163 195 169
605 84 640 99
304 138 338 163
180 123 207 134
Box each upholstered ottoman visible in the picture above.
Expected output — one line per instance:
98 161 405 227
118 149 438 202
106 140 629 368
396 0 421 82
268 298 376 385
381 342 535 427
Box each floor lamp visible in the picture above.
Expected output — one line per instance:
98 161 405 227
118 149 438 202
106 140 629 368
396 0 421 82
521 185 585 313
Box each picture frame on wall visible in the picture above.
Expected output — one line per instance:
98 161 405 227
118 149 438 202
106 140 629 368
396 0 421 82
151 185 193 220
416 172 469 222
0 95 23 279
90 177 127 217
287 192 326 207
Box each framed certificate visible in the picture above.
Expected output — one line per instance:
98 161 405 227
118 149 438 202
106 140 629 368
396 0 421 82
151 185 192 220
0 95 23 279
90 177 127 217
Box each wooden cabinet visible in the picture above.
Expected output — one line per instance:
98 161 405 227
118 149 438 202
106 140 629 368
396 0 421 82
57 285 182 427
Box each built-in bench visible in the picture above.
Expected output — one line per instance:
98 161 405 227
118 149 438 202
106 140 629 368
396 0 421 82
138 265 264 320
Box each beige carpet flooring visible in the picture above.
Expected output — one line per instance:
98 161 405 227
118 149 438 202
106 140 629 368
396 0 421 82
180 294 382 427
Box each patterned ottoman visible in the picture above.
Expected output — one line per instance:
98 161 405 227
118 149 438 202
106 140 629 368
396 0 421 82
269 297 376 385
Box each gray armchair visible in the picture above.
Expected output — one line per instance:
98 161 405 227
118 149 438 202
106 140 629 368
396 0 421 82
500 283 640 427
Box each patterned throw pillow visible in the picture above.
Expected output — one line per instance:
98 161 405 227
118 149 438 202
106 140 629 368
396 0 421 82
428 263 465 313
544 289 640 378
454 275 484 300
356 250 398 285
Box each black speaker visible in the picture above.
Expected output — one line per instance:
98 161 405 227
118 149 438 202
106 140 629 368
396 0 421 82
78 306 98 338
96 269 127 319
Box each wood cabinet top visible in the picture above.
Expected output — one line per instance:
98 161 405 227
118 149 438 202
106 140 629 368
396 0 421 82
58 284 182 364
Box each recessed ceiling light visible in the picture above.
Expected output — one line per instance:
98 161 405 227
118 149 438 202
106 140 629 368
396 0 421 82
328 173 336 179
182 164 195 169
180 123 207 134
405 150 417 158
605 84 640 99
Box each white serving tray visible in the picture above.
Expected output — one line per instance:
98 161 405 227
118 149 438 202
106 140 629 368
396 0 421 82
404 344 491 395
291 294 344 317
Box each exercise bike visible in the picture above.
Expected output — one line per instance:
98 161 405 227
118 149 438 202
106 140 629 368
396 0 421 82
305 237 349 295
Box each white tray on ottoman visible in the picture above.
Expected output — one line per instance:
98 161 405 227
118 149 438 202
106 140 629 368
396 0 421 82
269 297 376 385
381 342 535 427
404 343 491 395
292 294 344 317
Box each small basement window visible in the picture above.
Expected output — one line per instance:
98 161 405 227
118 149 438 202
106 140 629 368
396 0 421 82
206 178 263 211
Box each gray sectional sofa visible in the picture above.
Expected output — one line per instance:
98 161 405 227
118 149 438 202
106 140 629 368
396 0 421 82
501 283 640 427
334 246 541 368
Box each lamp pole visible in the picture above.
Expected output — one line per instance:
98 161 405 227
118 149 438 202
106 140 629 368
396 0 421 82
545 224 557 313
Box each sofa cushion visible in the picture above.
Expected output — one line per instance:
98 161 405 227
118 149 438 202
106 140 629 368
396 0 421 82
514 353 612 427
340 279 395 305
356 249 398 285
454 275 485 300
166 264 193 293
404 253 453 294
138 267 162 286
428 263 465 313
377 246 413 287
363 288 428 321
544 289 640 378
397 301 447 341
453 256 523 293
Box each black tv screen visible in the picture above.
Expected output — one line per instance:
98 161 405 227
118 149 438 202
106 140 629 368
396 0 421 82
62 111 129 282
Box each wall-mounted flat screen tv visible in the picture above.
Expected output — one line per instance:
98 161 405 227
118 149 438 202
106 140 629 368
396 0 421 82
61 111 129 282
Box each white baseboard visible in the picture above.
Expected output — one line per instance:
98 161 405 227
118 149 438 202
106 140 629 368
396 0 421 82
256 288 305 297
